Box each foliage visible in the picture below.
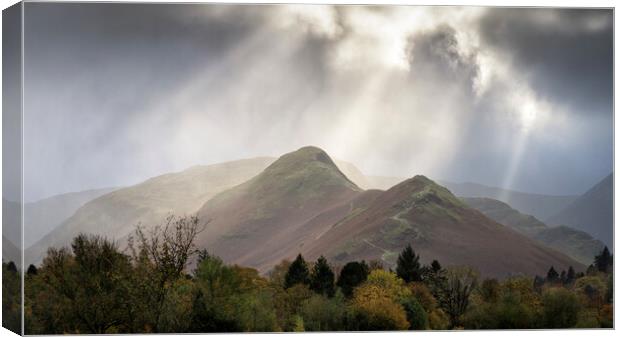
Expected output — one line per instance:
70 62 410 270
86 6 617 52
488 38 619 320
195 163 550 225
300 293 346 331
594 246 613 273
400 296 428 330
284 254 310 289
3 262 21 334
541 287 580 328
309 256 335 297
396 244 422 283
22 215 616 332
433 266 478 328
349 283 410 330
337 261 369 297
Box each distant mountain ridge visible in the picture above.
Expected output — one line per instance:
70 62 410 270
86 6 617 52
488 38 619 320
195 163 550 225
547 173 613 248
362 177 578 221
462 197 605 265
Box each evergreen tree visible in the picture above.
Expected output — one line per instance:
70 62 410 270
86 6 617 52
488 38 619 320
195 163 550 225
309 256 335 297
594 246 613 273
546 266 559 283
431 260 442 273
26 264 38 276
565 266 576 284
560 270 567 284
396 244 422 283
6 261 17 273
336 261 369 297
284 254 310 289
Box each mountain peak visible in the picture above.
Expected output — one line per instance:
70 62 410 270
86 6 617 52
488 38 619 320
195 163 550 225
258 146 360 191
388 174 464 209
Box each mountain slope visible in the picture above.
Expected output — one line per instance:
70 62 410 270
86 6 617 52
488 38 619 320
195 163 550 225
547 173 613 248
303 176 583 278
25 157 276 265
364 177 578 221
23 187 117 248
462 197 604 265
196 146 365 271
438 181 578 221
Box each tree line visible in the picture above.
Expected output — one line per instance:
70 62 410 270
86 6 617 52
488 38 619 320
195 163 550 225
2 215 614 333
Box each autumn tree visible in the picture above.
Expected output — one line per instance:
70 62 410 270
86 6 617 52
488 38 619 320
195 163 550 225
434 266 478 328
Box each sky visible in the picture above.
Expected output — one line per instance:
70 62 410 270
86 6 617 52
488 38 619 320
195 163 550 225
21 3 613 202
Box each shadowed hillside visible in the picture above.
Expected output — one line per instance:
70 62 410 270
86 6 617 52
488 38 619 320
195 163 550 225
463 197 605 265
547 173 613 248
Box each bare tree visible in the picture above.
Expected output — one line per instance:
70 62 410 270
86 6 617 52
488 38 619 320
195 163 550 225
127 214 207 332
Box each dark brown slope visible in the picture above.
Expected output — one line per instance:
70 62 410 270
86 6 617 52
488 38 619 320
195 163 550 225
303 176 583 278
196 146 371 271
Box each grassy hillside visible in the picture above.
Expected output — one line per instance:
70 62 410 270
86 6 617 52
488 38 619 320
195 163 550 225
25 157 276 265
462 197 604 265
304 176 583 278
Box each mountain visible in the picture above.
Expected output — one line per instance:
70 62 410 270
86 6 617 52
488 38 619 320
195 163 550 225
3 235 20 266
302 176 582 278
25 157 276 265
547 173 613 248
462 197 604 265
196 146 367 271
363 177 578 221
23 188 117 248
438 181 578 221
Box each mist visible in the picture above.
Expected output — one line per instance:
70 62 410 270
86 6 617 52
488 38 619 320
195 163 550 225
22 4 613 201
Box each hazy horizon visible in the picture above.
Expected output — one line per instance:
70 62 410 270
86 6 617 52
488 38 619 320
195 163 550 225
21 4 613 201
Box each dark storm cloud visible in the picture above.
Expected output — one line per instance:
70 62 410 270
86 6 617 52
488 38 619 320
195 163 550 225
19 4 613 201
478 8 613 116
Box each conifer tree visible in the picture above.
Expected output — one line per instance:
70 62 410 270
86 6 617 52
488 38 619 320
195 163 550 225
565 266 576 284
396 244 422 283
594 246 613 273
26 264 38 276
284 254 310 289
309 256 335 297
546 266 559 283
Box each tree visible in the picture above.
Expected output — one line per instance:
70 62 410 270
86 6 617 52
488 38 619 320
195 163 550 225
336 261 369 297
434 266 478 328
396 244 422 283
6 261 17 273
284 254 310 289
26 264 38 276
128 214 205 332
546 266 559 283
309 256 335 297
431 260 442 273
542 288 580 328
400 296 428 330
300 293 346 331
478 278 500 303
594 246 612 273
565 266 576 285
349 283 410 330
